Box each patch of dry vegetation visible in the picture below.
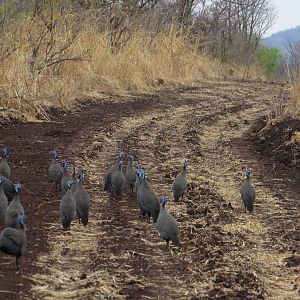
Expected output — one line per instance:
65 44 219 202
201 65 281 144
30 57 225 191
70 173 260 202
291 80 300 118
0 1 269 120
0 15 218 119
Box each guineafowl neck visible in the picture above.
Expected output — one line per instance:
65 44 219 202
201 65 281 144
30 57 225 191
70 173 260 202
52 158 58 164
13 194 21 202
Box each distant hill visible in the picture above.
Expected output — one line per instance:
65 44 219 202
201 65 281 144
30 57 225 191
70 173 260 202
262 26 300 53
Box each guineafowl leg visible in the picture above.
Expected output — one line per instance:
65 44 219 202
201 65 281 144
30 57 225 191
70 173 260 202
16 257 20 272
147 213 151 223
244 204 247 213
131 186 134 196
165 240 170 251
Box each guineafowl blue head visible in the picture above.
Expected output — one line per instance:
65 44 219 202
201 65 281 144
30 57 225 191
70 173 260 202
119 151 125 160
162 196 167 207
77 172 84 182
51 151 58 159
62 160 67 169
18 214 26 226
245 169 252 178
128 155 134 162
14 183 21 194
183 160 188 169
139 171 145 179
67 180 74 189
135 163 141 171
1 148 8 158
0 176 4 184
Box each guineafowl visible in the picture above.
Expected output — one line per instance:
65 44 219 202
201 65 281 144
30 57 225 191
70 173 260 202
0 214 26 271
134 164 141 194
1 176 14 202
0 177 8 222
0 148 11 178
104 151 125 191
240 169 256 213
125 155 136 195
49 151 63 191
135 169 146 218
59 180 76 230
73 173 90 226
70 166 77 193
157 196 180 249
172 160 188 202
139 172 160 222
5 184 25 229
111 161 126 199
60 160 72 195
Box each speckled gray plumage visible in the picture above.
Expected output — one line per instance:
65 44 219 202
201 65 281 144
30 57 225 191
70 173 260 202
73 182 90 226
240 177 256 213
125 160 136 194
111 163 125 198
157 203 180 248
172 164 188 202
5 194 25 229
1 177 14 202
0 157 11 178
0 182 8 221
49 158 63 189
59 186 76 230
139 178 160 222
104 152 125 191
0 224 26 270
61 168 72 195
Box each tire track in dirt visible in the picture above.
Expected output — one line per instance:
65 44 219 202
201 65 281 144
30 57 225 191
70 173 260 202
1 81 297 299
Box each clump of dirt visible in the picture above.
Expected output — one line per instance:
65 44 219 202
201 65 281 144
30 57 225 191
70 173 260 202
250 116 300 169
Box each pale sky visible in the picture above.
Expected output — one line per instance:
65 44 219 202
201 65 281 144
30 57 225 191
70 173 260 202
265 0 300 37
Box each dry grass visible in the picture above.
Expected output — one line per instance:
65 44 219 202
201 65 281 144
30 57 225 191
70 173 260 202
0 18 218 119
0 12 266 120
291 79 300 118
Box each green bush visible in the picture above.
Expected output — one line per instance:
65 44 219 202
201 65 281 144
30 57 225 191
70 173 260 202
257 44 282 79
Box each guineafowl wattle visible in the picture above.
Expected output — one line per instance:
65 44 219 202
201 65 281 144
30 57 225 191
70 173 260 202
59 180 76 230
157 196 180 249
240 169 256 213
0 148 11 178
5 184 25 229
1 176 14 202
138 172 160 223
104 151 125 191
49 151 63 191
73 173 90 226
125 155 136 195
0 214 26 271
0 177 8 222
172 160 188 202
111 161 126 199
60 160 72 195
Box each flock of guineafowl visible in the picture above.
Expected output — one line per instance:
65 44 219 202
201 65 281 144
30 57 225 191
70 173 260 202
0 147 256 272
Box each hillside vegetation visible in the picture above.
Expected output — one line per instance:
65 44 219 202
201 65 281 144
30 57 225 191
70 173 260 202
0 0 277 119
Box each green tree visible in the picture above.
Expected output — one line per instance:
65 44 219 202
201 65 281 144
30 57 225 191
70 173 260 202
257 44 282 78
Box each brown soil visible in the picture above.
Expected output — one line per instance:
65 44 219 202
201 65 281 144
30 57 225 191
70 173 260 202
0 81 299 300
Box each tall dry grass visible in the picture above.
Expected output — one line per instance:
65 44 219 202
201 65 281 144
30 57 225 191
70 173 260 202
0 12 262 120
291 80 300 118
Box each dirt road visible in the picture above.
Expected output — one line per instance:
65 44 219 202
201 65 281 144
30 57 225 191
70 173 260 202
0 81 299 299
